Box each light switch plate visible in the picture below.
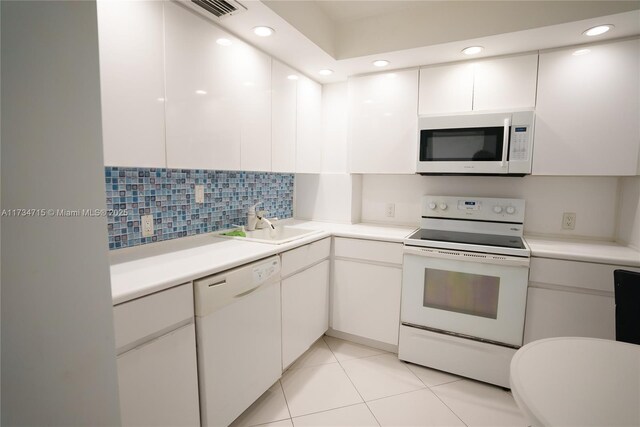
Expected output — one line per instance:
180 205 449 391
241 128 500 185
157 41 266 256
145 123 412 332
195 185 205 204
142 214 154 237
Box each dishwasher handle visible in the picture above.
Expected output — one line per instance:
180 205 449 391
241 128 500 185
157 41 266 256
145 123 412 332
194 256 281 317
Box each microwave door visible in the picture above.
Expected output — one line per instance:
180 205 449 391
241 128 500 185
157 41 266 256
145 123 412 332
417 124 510 174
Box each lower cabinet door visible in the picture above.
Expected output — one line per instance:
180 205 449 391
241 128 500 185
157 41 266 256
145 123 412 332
117 323 200 427
282 260 330 368
523 286 615 344
332 260 402 345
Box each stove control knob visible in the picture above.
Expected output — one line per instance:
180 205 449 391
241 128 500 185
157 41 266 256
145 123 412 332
493 206 503 214
428 202 437 210
439 203 448 211
506 206 516 214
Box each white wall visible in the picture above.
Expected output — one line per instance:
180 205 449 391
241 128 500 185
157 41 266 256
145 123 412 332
361 174 620 240
1 1 121 425
617 176 640 249
295 173 362 223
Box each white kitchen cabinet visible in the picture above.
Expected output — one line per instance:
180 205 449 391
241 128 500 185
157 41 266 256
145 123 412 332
350 69 419 174
296 75 323 173
113 283 200 427
473 53 538 111
282 260 330 368
163 1 271 171
281 238 331 368
533 39 640 176
117 324 200 427
332 238 403 345
419 53 538 115
97 0 167 167
271 60 297 173
523 287 615 344
419 62 474 115
523 257 640 344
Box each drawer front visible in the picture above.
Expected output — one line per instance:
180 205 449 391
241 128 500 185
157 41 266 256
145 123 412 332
334 237 403 265
114 283 193 351
281 237 331 277
530 258 640 293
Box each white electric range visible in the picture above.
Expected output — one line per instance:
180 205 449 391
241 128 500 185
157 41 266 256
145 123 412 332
399 195 530 388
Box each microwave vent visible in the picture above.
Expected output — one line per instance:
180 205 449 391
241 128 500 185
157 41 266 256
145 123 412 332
190 0 246 18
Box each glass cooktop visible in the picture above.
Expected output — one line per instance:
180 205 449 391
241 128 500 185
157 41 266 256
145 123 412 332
407 229 526 249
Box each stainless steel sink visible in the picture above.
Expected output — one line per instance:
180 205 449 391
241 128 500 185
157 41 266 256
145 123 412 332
217 226 322 245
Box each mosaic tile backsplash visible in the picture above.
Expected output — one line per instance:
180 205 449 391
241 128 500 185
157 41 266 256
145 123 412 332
105 167 294 249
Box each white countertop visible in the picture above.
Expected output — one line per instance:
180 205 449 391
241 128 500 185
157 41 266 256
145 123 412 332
510 337 640 427
525 235 640 267
109 220 416 305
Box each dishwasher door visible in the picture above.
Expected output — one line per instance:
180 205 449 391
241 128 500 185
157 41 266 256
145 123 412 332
194 256 282 427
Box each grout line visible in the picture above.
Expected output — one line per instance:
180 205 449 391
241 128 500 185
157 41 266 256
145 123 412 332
428 382 470 427
278 379 294 422
290 402 367 424
324 336 382 427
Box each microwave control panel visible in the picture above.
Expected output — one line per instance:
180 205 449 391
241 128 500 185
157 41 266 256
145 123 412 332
510 126 530 161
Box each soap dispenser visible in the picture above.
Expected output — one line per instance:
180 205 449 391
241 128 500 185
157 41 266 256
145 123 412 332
246 202 260 231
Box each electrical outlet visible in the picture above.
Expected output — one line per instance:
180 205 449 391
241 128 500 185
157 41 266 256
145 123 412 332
385 203 395 218
562 212 576 230
195 185 205 204
141 214 154 237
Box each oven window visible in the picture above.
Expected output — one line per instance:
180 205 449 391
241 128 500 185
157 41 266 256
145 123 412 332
419 127 505 162
423 268 500 319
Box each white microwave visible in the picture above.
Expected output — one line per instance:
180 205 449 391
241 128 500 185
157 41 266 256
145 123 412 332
416 110 535 176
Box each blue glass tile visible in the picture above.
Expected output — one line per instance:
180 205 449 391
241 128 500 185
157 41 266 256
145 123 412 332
104 166 294 250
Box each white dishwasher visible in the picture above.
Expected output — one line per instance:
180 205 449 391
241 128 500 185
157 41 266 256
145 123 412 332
194 256 282 427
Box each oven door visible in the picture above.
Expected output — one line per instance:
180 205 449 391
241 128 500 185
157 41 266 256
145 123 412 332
401 246 529 347
417 114 511 174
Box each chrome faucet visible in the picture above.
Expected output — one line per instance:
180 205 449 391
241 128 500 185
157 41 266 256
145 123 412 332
256 211 276 230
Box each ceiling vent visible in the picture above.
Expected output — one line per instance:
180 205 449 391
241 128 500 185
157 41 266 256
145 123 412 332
188 0 246 19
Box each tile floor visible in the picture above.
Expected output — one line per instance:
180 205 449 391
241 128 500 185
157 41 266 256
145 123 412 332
230 335 528 427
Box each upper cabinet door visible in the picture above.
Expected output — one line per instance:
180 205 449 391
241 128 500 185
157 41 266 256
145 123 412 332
419 63 473 115
350 69 419 174
271 60 297 173
473 53 538 111
533 39 640 176
97 0 166 168
164 2 271 171
296 76 323 173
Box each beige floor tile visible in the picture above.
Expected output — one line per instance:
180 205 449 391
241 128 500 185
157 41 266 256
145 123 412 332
368 388 465 426
281 363 363 417
340 353 425 401
431 379 528 426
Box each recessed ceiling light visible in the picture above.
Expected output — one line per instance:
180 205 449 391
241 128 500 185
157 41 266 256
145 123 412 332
287 74 299 80
583 25 613 36
216 38 232 46
572 48 591 56
195 90 207 95
373 60 390 67
462 46 484 55
157 97 165 102
318 69 333 76
253 26 274 37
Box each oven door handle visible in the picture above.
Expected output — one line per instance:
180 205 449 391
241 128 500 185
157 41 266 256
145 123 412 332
501 117 510 168
404 246 530 268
